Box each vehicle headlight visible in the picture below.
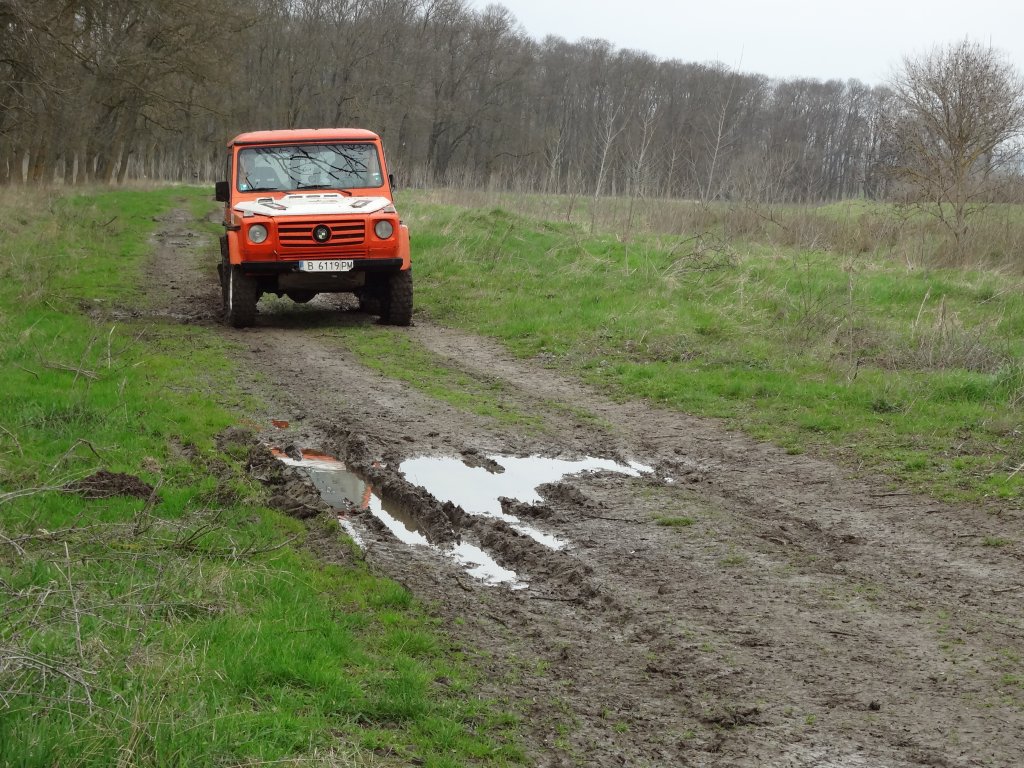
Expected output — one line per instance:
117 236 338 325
248 224 268 244
374 220 394 239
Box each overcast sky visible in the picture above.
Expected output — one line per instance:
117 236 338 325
468 0 1024 84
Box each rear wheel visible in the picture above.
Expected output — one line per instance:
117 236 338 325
379 269 413 326
224 265 258 328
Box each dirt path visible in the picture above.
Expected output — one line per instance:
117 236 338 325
147 206 1023 767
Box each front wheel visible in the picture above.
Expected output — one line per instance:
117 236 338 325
224 265 258 328
379 270 413 326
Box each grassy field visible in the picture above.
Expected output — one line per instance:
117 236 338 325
394 189 1024 502
0 187 523 767
4 182 1022 763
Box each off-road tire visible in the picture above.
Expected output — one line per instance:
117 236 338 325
217 261 228 307
379 269 413 326
218 237 230 307
356 290 381 316
286 290 317 304
225 264 258 328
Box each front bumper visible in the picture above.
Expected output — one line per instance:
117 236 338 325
239 258 403 276
238 258 404 293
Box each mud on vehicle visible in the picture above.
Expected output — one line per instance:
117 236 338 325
214 129 412 327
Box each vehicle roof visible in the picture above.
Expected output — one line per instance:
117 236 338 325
228 128 381 146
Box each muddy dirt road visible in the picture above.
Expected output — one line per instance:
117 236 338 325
149 208 1023 767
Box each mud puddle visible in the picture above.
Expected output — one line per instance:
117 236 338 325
272 446 524 587
400 454 652 549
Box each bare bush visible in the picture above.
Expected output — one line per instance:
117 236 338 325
884 40 1024 263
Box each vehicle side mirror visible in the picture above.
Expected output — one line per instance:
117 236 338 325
214 180 229 202
388 173 396 191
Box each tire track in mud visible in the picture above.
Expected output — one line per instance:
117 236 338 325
145 207 1023 768
409 325 1024 766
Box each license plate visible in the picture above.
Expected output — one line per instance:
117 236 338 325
298 259 353 272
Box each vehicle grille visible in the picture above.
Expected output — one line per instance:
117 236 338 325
278 220 365 248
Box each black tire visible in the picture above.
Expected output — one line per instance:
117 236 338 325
356 290 381 315
379 269 413 326
225 264 258 328
218 237 230 305
217 261 228 307
286 290 317 304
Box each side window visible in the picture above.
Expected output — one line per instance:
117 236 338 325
224 151 231 188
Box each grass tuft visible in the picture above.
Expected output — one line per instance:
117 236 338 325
655 516 696 527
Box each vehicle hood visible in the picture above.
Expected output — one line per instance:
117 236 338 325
234 193 392 218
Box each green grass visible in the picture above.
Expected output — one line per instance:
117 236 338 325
982 536 1012 547
331 326 545 431
397 194 1024 502
654 516 695 527
0 186 523 767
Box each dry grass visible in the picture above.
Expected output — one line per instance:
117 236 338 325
405 187 1024 273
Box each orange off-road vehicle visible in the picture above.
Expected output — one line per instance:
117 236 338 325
214 128 411 327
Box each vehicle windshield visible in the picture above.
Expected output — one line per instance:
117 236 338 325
236 143 384 192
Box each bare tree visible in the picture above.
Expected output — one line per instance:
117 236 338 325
885 40 1024 260
0 0 942 205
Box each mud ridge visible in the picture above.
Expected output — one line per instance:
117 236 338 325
244 439 332 520
466 517 595 594
328 429 464 545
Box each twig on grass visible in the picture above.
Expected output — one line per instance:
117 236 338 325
131 480 164 537
0 423 23 457
106 325 116 369
43 363 98 381
63 543 85 664
14 364 39 379
0 530 27 557
1 482 84 507
76 334 99 388
0 647 96 707
50 439 106 472
172 521 226 552
911 286 932 341
235 534 299 559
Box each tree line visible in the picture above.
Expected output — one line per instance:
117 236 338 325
2 0 1021 207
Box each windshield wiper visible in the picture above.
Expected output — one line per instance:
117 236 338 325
293 184 352 195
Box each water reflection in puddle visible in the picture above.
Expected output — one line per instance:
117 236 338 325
270 445 524 588
272 448 347 471
449 542 520 584
400 455 651 550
